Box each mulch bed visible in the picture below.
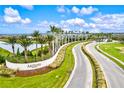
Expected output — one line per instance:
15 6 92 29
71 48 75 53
15 66 53 77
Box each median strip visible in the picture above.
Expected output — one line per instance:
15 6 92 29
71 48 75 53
81 42 107 88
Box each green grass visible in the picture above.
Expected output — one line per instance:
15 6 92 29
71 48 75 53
0 48 13 57
95 43 124 69
99 43 124 62
0 42 78 88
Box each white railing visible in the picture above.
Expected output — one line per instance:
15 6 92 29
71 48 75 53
6 43 68 71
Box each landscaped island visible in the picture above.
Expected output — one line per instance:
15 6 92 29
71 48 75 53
0 25 84 87
0 42 79 88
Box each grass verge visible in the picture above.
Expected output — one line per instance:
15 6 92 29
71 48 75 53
0 42 79 88
95 45 124 70
81 42 107 88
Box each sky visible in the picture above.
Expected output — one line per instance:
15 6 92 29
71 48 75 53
0 5 124 34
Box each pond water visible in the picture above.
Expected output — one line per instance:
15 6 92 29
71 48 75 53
0 41 42 53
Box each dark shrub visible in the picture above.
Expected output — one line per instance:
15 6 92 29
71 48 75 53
0 55 5 64
16 48 21 56
21 50 33 56
43 46 49 55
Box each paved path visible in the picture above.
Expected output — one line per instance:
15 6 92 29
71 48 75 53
67 43 92 88
86 41 124 88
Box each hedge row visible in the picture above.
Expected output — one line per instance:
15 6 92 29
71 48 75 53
81 44 107 88
49 44 70 68
0 64 15 77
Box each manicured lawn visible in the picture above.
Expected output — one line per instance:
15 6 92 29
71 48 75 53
0 42 78 88
99 43 124 62
0 47 13 57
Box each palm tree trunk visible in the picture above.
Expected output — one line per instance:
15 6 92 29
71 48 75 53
52 41 54 55
36 43 38 55
49 42 52 57
40 45 43 60
24 47 28 63
12 44 15 56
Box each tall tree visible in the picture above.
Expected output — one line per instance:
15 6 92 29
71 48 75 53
7 36 16 56
38 35 47 59
50 25 60 53
47 35 55 56
19 35 32 63
32 31 40 59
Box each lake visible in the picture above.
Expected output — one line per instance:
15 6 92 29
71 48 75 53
0 41 42 53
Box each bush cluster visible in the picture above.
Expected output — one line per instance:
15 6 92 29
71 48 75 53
0 64 15 77
82 44 107 88
49 44 69 68
21 50 33 56
0 55 5 64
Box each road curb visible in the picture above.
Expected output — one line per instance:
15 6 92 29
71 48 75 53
85 43 109 88
80 43 93 88
64 44 78 88
96 44 124 65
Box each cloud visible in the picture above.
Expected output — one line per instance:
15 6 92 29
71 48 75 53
21 18 31 24
4 7 31 24
72 6 80 14
36 13 124 33
90 13 124 32
37 20 59 28
57 6 66 13
71 6 98 15
61 18 86 26
57 6 70 14
20 5 34 10
80 6 98 15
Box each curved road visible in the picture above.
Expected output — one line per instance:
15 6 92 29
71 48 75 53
67 43 92 88
86 41 124 88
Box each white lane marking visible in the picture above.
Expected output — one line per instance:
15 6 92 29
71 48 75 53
86 43 111 88
64 44 78 88
79 43 93 88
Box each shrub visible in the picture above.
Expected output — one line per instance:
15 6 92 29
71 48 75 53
81 44 107 88
16 48 21 56
49 45 69 68
0 55 5 64
21 50 33 56
107 39 112 42
0 65 15 77
43 46 49 55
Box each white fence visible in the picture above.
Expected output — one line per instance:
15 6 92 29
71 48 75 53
6 43 68 71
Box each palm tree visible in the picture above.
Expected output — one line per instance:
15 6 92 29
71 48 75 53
7 36 16 56
50 25 60 53
32 31 40 59
38 35 47 59
19 35 32 63
47 35 55 56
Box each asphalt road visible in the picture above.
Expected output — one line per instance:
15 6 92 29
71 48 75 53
67 43 92 88
86 41 124 88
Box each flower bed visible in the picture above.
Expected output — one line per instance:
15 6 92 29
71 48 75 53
15 44 69 77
